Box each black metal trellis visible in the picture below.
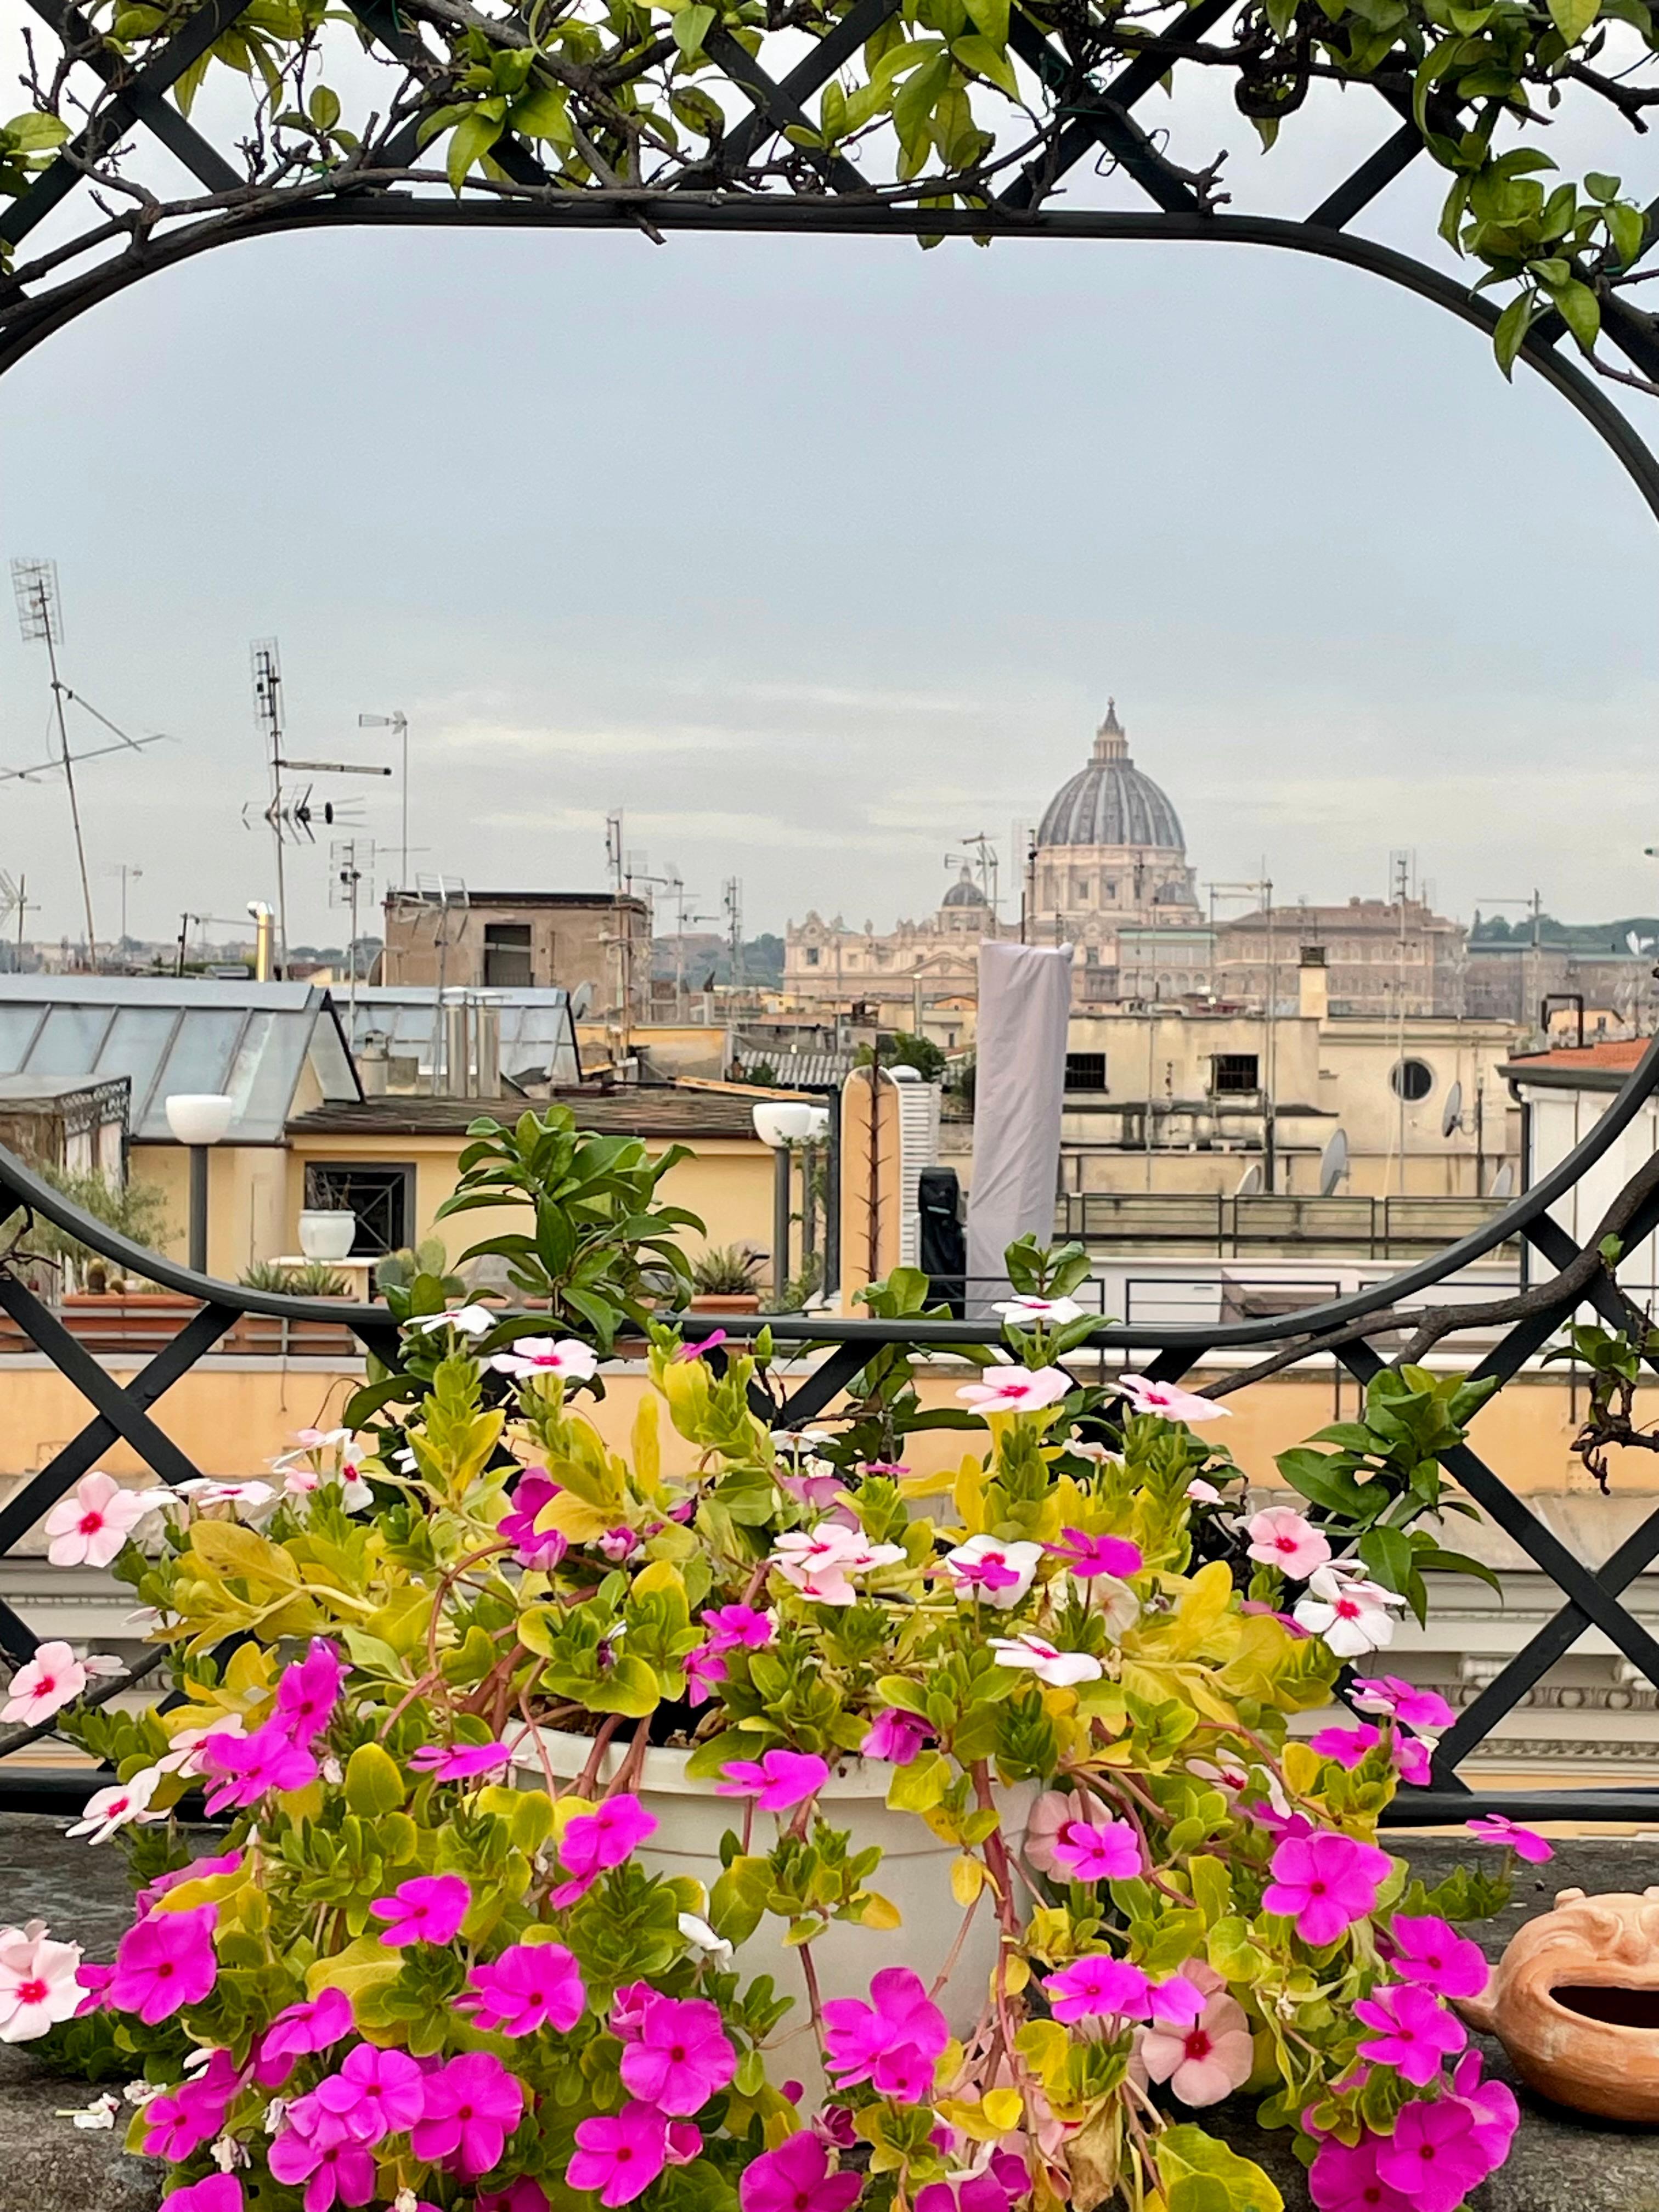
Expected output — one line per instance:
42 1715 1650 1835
5 1036 1659 1824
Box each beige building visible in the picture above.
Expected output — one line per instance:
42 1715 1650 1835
1214 897 1466 1017
381 890 652 1019
783 868 1012 1024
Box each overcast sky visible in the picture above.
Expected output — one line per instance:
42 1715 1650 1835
5 18 1659 948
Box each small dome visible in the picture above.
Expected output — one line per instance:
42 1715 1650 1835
942 867 988 909
1037 700 1186 850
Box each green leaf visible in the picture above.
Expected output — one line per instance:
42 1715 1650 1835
446 108 504 193
951 33 1017 94
1414 1545 1503 1595
308 84 341 130
1357 1523 1415 1596
510 83 572 144
1548 0 1599 41
1159 2125 1283 2212
344 1742 407 1818
673 4 716 57
1554 276 1602 351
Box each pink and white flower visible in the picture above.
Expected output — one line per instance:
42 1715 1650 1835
992 1296 1086 1326
989 1633 1103 1688
0 1924 84 2041
1244 1506 1331 1581
1115 1375 1229 1424
2 1641 87 1725
956 1365 1073 1417
1350 1675 1457 1734
407 1304 499 1338
43 1472 153 1568
1293 1565 1406 1657
1138 1987 1254 2106
66 1770 163 1843
940 1533 1043 1609
770 1523 905 1606
489 1336 600 1383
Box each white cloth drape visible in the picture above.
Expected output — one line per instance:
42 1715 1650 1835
964 939 1073 1314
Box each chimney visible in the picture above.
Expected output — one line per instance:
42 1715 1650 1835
1299 945 1328 1021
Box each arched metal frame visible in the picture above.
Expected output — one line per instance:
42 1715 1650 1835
8 0 1659 1823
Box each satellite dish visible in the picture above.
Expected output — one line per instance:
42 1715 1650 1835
1441 1080 1463 1140
1318 1127 1350 1198
1235 1163 1263 1197
1628 932 1657 956
569 981 595 1019
1490 1162 1515 1198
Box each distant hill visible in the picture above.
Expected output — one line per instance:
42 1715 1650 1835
1470 913 1659 953
653 932 784 986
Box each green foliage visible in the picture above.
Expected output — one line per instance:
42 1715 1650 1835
690 1242 764 1295
240 1258 349 1295
28 1163 173 1287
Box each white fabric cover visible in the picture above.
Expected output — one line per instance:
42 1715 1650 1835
964 939 1073 1313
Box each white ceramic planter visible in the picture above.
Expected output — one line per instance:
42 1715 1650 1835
535 1728 1032 2096
297 1209 357 1262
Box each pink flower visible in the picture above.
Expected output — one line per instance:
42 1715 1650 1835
1042 1954 1149 2024
770 1523 905 1606
135 1849 244 1918
1394 1733 1435 1787
716 1750 831 1812
199 1720 319 1815
741 2130 863 2212
1350 1675 1456 1734
490 1335 599 1381
1353 1981 1467 2085
596 1526 641 1562
1263 1832 1392 1948
567 2102 669 2205
1049 1816 1142 1883
956 1364 1073 1415
268 2121 377 2211
989 1633 1102 1688
1308 1723 1381 1770
110 1904 218 2025
1293 1566 1406 1658
822 1967 949 2102
66 1771 162 1843
1139 1988 1253 2106
684 1644 728 1707
309 2042 425 2145
1115 1374 1229 1423
1449 2047 1520 2168
43 1471 151 1567
0 1926 85 2042
619 1993 737 2113
1 1641 88 1726
674 1329 727 1362
410 1739 513 1781
860 1709 933 1765
478 2186 552 2212
274 1640 347 1743
1245 1507 1331 1581
941 1533 1044 1607
1308 2133 1415 2212
253 1987 353 2085
371 1872 471 1948
1023 1790 1089 1874
610 1980 656 2040
702 1604 775 1650
163 2181 244 2212
411 2050 524 2175
1465 1813 1553 1862
141 2050 240 2159
1374 2097 1490 2212
550 1792 656 1907
1047 1527 1143 1579
465 1942 585 2035
499 1470 567 1571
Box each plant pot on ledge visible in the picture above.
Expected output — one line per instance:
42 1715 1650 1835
686 1292 763 1314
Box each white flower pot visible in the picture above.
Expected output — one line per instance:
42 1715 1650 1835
297 1210 357 1262
535 1728 1032 2098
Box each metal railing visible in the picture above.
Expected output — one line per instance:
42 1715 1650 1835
5 1032 1659 1826
1060 1190 1519 1258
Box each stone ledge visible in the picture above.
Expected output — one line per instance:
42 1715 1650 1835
3 1821 1659 2209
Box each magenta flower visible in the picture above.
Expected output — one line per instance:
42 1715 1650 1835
1374 2097 1490 2212
684 1644 729 1708
550 1792 656 1908
1465 1813 1554 1863
162 2180 244 2212
742 2131 864 2212
674 1329 728 1362
822 1967 949 2102
310 2042 425 2144
1387 1915 1490 2000
268 2121 377 2212
702 1604 775 1650
597 1526 641 1562
275 1639 347 1743
200 1719 319 1815
1263 1831 1392 1948
1308 2132 1414 2212
1350 1675 1456 1734
110 1904 217 2025
411 2050 524 2176
135 1849 243 1920
860 1709 933 1765
617 1992 737 2113
1449 2047 1520 2166
141 2049 240 2159
1147 1973 1207 2024
716 1748 830 1811
1043 1953 1149 2024
1308 1723 1382 1770
409 1739 514 1782
1049 1815 1142 1883
371 1872 472 1948
253 1986 353 2086
1353 1981 1467 2085
500 1470 568 1571
567 2102 669 2205
1395 1733 1435 1787
1048 1527 1143 1579
465 1941 585 2035
610 1980 655 2041
478 2186 551 2212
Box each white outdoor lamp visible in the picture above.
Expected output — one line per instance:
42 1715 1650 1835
752 1102 817 1298
165 1092 234 1273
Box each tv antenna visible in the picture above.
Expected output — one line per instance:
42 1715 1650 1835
0 871 36 971
947 833 1001 916
723 876 744 990
330 837 376 1028
7 560 171 966
359 710 408 887
390 876 469 1093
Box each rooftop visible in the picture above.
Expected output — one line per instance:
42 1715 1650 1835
1504 1037 1655 1091
286 1085 772 1141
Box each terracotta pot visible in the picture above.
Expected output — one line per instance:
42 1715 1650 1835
1455 1885 1659 2121
686 1293 761 1314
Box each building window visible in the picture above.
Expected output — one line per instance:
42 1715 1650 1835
1103 881 1117 901
303 1163 415 1256
1211 1053 1260 1096
1064 1052 1108 1092
1391 1057 1434 1102
482 922 533 988
804 946 820 966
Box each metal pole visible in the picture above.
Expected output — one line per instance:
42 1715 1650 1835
772 1144 792 1302
824 1088 842 1303
43 612 97 966
189 1145 208 1273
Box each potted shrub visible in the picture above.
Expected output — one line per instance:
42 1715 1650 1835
687 1243 765 1314
10 1199 1537 2212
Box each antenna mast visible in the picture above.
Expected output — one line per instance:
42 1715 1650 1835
723 877 744 993
252 640 289 979
12 561 96 965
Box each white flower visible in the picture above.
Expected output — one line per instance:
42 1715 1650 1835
66 1769 163 1843
264 2099 289 2136
2 1643 88 1726
1292 1565 1407 1657
1186 1479 1223 1504
279 1460 373 1513
123 2077 168 2104
163 1479 278 1517
677 1911 734 1962
1116 1375 1230 1424
42 1472 154 1568
407 1304 498 1338
394 2191 420 2212
769 1522 906 1606
320 1754 343 1786
291 1426 353 1449
80 1654 127 1679
941 1533 1044 1610
993 1295 1086 1326
1067 1433 1124 1468
489 1336 600 1382
155 1713 245 1779
66 2095 120 2130
0 1926 84 2041
989 1633 1104 1688
210 2135 249 2172
392 1448 418 1471
956 1364 1074 1415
